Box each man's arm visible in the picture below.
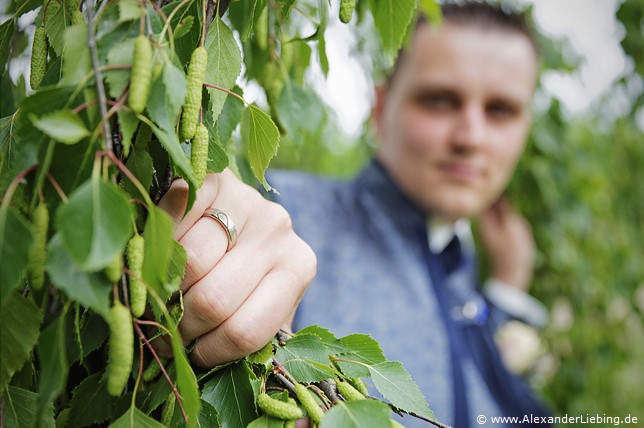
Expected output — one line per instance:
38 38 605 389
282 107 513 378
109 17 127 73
154 169 317 367
479 197 548 328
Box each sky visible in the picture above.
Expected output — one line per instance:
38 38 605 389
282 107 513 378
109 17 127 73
308 0 631 136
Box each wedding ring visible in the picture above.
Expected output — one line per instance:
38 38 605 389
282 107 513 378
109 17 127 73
202 208 238 251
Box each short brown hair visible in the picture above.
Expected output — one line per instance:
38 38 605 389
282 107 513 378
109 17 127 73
387 1 539 84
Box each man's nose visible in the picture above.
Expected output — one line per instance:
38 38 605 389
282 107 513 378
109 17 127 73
452 104 486 149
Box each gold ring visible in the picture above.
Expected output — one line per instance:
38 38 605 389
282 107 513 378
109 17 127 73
202 208 238 251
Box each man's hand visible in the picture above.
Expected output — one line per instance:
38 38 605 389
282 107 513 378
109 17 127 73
479 197 535 292
154 169 316 367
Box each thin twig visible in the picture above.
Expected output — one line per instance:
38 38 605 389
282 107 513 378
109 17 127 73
273 373 296 395
133 321 189 424
317 380 341 404
276 329 292 346
86 0 113 151
389 404 453 428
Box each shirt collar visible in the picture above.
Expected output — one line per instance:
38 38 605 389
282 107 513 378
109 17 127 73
427 218 473 254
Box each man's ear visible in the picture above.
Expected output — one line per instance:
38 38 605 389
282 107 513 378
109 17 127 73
372 84 388 138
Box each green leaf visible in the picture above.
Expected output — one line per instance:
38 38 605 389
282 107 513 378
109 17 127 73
169 327 201 428
32 109 90 145
147 61 186 131
227 0 267 42
335 334 387 378
197 400 221 428
123 146 153 195
109 406 167 428
46 234 112 317
276 82 326 142
66 312 109 365
167 240 188 294
2 386 55 428
204 17 242 122
202 361 258 428
0 206 32 303
296 325 338 343
369 0 416 57
367 361 434 420
241 105 279 190
216 87 244 145
320 400 394 428
274 334 336 382
247 415 287 428
0 18 14 70
0 293 42 392
141 205 174 299
57 178 134 271
61 24 91 85
37 314 68 421
116 109 139 157
68 372 117 427
105 39 134 99
206 124 228 173
147 123 198 213
246 341 274 366
44 0 70 57
118 0 143 22
418 0 442 25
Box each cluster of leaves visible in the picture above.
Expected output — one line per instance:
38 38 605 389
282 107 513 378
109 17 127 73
0 0 443 427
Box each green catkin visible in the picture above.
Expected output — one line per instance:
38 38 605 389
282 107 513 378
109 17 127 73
191 122 209 187
104 253 122 283
347 377 369 396
294 384 324 425
391 420 406 428
129 35 153 114
180 46 208 140
71 10 84 26
28 202 49 290
106 302 134 396
339 0 357 23
127 235 146 317
142 357 167 382
161 392 176 426
65 0 81 11
257 393 305 420
30 26 48 90
336 380 365 401
285 420 296 428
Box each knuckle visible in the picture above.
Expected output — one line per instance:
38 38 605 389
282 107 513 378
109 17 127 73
190 285 230 327
182 244 210 286
265 201 292 230
224 317 267 356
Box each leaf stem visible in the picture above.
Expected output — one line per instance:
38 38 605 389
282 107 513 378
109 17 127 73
202 83 246 105
133 321 189 424
86 0 114 151
46 173 68 203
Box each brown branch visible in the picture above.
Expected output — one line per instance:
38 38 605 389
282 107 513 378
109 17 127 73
317 380 341 405
86 0 114 151
388 404 453 428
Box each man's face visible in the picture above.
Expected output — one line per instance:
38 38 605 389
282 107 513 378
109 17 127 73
375 22 537 221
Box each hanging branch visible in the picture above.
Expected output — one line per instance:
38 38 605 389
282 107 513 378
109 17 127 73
86 0 114 151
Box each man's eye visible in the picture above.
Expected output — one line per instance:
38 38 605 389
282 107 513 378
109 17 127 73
487 102 517 118
415 93 459 110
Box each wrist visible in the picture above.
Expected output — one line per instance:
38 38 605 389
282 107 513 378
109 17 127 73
483 278 548 328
